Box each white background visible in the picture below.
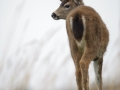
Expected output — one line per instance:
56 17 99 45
0 0 120 89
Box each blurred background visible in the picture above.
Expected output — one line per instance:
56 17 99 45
0 0 120 90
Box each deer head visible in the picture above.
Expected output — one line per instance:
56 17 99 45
51 0 84 20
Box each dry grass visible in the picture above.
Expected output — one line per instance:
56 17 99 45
91 82 120 90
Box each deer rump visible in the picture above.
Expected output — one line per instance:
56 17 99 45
67 6 105 50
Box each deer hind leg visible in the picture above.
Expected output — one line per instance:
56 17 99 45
80 60 90 90
93 57 103 90
75 51 83 90
68 14 84 90
75 69 82 90
80 49 97 90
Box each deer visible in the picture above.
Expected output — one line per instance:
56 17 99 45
51 0 109 90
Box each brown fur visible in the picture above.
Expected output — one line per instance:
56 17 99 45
52 0 109 90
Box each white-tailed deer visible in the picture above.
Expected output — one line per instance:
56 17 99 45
51 0 109 90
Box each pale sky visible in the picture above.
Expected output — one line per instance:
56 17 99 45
0 0 119 89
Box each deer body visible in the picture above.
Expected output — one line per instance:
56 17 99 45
51 0 109 90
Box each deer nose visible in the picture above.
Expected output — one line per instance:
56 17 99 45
51 13 57 18
51 13 59 20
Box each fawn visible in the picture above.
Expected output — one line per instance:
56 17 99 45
51 0 109 90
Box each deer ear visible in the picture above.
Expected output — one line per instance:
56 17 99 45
60 0 63 2
74 0 83 5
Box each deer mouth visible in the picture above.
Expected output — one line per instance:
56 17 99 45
51 13 59 20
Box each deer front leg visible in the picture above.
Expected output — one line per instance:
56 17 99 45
93 57 103 90
80 49 97 90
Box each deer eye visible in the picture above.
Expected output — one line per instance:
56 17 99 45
64 5 70 8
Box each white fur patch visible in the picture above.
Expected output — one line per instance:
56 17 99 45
70 17 73 30
82 15 86 34
76 39 84 48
